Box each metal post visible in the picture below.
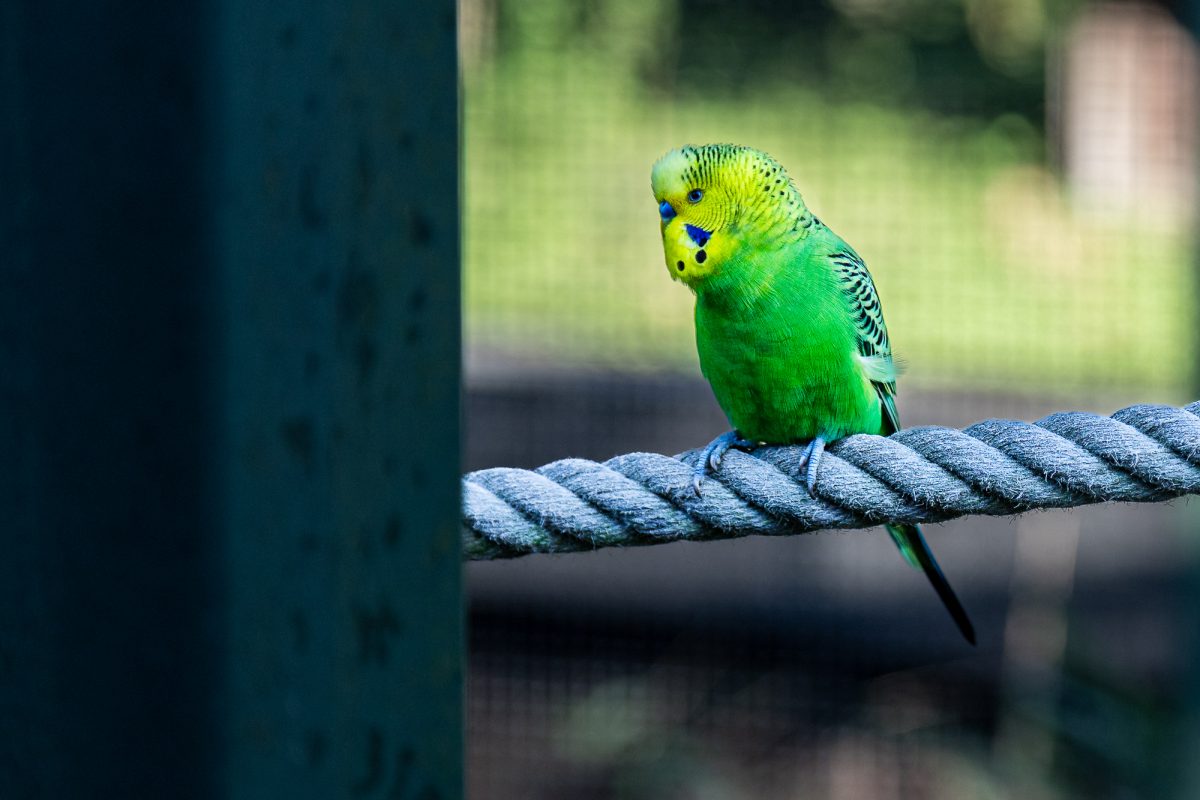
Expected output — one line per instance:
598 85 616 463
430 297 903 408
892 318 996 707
0 1 462 797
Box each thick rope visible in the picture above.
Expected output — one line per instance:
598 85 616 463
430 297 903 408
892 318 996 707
462 401 1200 560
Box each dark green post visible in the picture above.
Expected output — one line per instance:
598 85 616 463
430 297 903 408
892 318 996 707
0 1 462 797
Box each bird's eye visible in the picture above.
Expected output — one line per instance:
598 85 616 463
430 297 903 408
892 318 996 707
659 201 676 222
687 189 703 203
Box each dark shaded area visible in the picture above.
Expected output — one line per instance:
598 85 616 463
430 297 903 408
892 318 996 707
664 0 1043 118
1 1 462 798
464 368 1117 471
0 3 219 797
490 0 1053 122
469 560 1189 799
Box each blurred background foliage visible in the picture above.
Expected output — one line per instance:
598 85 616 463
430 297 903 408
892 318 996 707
462 1 1200 798
463 0 1194 396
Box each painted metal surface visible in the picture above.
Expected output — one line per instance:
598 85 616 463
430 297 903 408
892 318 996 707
0 1 461 797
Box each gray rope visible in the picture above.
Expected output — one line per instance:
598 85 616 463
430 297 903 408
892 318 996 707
462 401 1200 560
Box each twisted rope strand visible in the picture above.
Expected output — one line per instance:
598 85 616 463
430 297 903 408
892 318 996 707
462 402 1200 560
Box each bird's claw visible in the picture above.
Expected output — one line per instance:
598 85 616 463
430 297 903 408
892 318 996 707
692 431 756 495
796 435 827 494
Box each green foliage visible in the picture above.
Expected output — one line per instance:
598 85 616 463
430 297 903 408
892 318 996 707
464 0 1194 396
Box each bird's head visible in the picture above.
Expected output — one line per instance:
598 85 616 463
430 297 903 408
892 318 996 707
651 144 806 289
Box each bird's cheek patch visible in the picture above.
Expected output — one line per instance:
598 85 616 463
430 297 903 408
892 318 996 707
685 224 711 247
662 228 715 282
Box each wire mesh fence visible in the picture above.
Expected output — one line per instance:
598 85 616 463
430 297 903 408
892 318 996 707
461 1 1200 797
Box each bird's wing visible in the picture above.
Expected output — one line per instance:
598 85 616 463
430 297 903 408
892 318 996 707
828 251 976 644
828 250 900 433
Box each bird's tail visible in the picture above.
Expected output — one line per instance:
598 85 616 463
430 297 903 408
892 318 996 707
886 523 976 646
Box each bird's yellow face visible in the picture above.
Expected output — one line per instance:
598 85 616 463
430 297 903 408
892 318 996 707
651 147 741 287
652 144 804 289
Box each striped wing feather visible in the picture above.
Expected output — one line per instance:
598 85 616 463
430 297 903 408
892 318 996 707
829 250 900 433
827 250 976 645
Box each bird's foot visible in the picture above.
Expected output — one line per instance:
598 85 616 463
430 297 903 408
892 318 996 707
797 435 827 495
693 431 757 495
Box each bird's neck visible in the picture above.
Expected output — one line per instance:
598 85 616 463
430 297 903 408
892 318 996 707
739 181 816 243
695 236 808 318
697 195 817 309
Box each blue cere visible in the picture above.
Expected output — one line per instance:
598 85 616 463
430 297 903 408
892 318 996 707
685 224 711 247
659 201 676 222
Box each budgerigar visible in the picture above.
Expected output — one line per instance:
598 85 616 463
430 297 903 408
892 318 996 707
652 143 975 645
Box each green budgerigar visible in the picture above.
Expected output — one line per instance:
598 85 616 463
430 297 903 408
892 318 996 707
652 143 974 645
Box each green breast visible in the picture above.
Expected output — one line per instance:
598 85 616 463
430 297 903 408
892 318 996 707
694 250 882 443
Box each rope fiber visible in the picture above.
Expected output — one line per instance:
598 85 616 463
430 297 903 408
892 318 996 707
463 401 1200 560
